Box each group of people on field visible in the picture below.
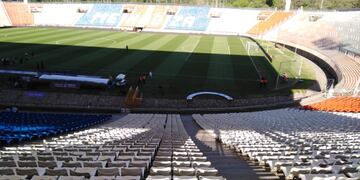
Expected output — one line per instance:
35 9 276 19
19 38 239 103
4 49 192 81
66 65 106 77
259 73 288 88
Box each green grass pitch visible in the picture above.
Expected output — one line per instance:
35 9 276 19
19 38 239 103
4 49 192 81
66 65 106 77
0 27 316 99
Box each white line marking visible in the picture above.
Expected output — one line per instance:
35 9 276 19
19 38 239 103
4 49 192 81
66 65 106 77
276 47 285 54
185 38 200 62
55 37 117 46
239 38 261 79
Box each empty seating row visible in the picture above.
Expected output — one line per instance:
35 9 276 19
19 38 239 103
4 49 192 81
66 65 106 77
303 97 360 112
1 113 226 180
0 111 111 145
248 11 293 35
193 108 360 179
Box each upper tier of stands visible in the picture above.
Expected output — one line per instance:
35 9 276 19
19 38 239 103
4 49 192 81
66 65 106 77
0 114 226 180
206 9 259 35
269 12 360 92
3 2 33 26
321 12 360 55
303 96 360 113
0 111 111 145
120 5 147 29
75 4 123 28
0 1 11 27
164 6 210 32
193 109 360 180
33 4 86 27
143 5 174 30
247 11 293 35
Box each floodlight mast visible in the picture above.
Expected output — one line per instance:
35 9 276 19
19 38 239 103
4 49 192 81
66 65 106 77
320 0 324 9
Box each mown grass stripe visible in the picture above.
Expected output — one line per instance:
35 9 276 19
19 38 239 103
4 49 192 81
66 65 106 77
123 35 189 90
172 36 215 94
0 27 49 37
0 28 71 43
96 34 170 74
0 29 110 61
17 31 118 69
205 36 236 94
56 33 152 71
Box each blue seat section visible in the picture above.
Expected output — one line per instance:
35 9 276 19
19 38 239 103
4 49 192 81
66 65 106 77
76 4 123 27
165 6 210 31
0 112 111 145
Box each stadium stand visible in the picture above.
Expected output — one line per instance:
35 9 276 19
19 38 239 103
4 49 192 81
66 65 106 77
165 6 210 31
270 12 360 92
33 4 87 27
193 109 360 179
321 12 360 57
0 1 11 27
143 5 175 30
247 11 294 35
303 96 360 112
3 2 33 26
120 5 147 29
0 111 111 145
0 114 226 180
75 4 123 28
207 9 259 35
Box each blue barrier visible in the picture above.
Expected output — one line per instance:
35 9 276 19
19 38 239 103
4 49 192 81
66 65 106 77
165 6 210 31
76 4 123 27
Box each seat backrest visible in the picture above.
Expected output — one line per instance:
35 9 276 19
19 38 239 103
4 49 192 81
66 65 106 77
37 156 55 161
0 168 15 175
129 161 148 168
83 161 104 168
38 161 58 169
107 161 128 168
18 161 38 167
96 168 120 176
121 167 143 177
56 156 74 162
18 156 36 161
0 161 17 167
45 168 68 176
69 170 91 178
16 168 39 176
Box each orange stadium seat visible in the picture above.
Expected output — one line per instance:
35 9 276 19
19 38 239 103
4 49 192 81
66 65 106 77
3 2 33 26
303 97 360 112
248 11 293 35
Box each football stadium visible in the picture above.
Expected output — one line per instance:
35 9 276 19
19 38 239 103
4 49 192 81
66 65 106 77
0 0 360 179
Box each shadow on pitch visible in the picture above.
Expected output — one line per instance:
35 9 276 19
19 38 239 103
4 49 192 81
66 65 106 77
0 42 322 100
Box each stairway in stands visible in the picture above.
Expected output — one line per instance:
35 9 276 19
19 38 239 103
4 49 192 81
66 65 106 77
181 115 280 180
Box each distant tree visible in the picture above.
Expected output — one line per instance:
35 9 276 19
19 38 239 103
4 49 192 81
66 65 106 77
272 0 285 9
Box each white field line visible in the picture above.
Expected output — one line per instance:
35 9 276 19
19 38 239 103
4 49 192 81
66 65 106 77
184 38 200 62
239 38 261 79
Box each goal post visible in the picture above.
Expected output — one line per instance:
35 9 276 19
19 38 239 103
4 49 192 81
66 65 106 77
275 59 303 90
246 41 260 55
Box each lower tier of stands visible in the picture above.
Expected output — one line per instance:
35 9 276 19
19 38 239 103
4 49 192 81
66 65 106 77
303 97 360 113
0 112 111 145
0 114 226 180
193 109 360 180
